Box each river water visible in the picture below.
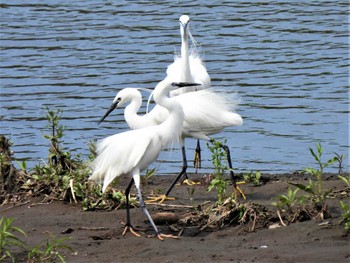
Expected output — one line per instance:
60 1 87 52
1 1 349 175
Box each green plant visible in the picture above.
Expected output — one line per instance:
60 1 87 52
87 139 97 161
43 107 68 168
78 183 126 211
304 142 337 191
34 108 76 179
289 143 337 219
141 167 156 185
28 232 74 263
272 187 304 212
243 171 262 186
334 152 348 174
338 174 350 187
0 217 27 262
207 139 230 204
15 159 27 172
186 186 196 205
35 109 92 201
2 108 127 211
339 201 350 231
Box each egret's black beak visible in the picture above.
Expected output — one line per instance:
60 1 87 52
99 101 118 125
180 21 189 30
172 82 201 87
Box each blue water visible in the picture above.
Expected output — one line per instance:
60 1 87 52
1 1 349 175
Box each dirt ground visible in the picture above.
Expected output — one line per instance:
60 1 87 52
1 173 349 263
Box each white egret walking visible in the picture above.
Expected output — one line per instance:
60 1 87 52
99 87 243 203
89 80 200 240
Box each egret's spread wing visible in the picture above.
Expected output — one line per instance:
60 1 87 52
174 89 242 132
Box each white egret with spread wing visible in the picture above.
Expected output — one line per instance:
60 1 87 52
89 80 199 240
146 15 244 200
166 15 211 96
166 15 211 174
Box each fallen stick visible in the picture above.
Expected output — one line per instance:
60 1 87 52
1 201 30 212
78 227 110 231
147 203 194 209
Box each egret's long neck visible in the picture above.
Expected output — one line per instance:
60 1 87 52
124 91 159 130
154 85 184 143
123 93 143 130
180 27 192 82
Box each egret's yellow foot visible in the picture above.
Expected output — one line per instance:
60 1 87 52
122 225 141 237
182 179 201 186
145 195 175 204
193 151 201 172
233 181 246 200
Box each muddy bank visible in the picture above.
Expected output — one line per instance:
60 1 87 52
1 173 349 263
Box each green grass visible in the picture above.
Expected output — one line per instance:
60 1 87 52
0 217 27 263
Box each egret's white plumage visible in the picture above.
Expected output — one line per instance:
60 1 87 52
96 14 245 203
98 16 242 201
89 80 190 239
91 81 184 192
99 87 243 201
144 15 212 161
163 15 213 177
104 88 242 142
167 15 211 96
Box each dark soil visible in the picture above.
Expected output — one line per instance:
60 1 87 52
1 173 349 263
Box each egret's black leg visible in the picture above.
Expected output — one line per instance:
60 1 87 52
145 146 187 203
165 146 188 197
181 145 190 181
194 139 201 173
122 178 141 237
210 139 246 199
221 144 235 183
181 144 201 186
146 145 199 204
125 178 134 227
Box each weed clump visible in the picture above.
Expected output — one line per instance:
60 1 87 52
177 198 271 235
0 108 125 211
0 136 25 199
272 143 349 226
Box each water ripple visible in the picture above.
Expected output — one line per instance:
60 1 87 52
1 0 348 174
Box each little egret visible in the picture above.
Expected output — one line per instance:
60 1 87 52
89 80 200 240
167 15 211 96
99 87 243 203
166 15 211 172
145 15 244 200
